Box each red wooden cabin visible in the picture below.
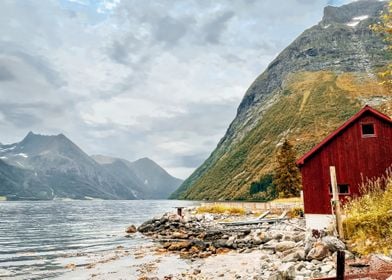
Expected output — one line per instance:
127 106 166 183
296 105 392 229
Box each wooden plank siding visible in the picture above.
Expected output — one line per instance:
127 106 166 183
297 106 392 214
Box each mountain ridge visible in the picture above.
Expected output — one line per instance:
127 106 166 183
0 132 181 200
172 0 392 200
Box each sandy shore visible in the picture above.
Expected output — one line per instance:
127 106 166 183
56 242 269 280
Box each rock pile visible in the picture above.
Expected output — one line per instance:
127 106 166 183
136 210 350 279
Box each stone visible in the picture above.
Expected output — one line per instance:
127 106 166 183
275 241 297 252
125 225 137 234
213 239 228 248
216 248 230 254
307 242 329 260
278 262 296 279
320 264 333 273
282 249 306 262
167 241 191 251
172 232 188 239
321 236 345 252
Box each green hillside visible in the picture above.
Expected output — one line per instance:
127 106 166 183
174 71 390 200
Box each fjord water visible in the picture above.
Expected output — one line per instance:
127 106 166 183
0 200 199 279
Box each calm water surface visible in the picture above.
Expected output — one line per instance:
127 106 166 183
0 200 199 279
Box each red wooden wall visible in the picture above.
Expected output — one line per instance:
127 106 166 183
300 111 392 214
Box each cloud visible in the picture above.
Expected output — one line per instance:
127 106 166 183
0 0 338 178
0 65 14 82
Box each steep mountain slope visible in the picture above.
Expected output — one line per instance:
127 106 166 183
172 0 392 200
92 155 183 199
0 132 138 200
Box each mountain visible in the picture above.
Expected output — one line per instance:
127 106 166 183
92 156 183 199
0 132 180 200
172 0 392 200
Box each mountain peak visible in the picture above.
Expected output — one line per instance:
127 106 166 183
322 0 385 24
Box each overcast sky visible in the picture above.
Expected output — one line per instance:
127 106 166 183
0 0 355 178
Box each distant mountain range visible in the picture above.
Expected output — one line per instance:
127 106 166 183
172 0 392 200
0 132 182 200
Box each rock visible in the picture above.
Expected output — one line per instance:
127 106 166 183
307 242 329 260
292 233 306 243
189 246 200 254
167 241 191 251
172 231 188 239
321 236 345 252
275 241 297 252
204 214 214 221
213 239 228 248
125 225 137 234
216 248 230 254
191 239 207 250
282 249 306 262
65 263 76 270
168 214 181 222
310 270 322 278
137 221 155 233
278 262 296 279
320 264 333 273
193 269 201 275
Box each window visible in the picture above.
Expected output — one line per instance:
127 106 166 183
338 184 349 194
329 184 350 194
361 123 375 137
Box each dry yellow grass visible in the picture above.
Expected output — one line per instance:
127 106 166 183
196 205 246 215
344 170 392 255
271 197 302 203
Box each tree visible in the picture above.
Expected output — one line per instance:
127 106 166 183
273 139 302 198
371 1 392 89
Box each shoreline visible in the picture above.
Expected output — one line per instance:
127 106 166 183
57 207 392 280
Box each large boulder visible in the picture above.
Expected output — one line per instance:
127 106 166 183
321 236 345 252
307 242 329 260
275 241 297 252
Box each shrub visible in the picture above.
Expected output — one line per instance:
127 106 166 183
288 207 304 218
343 170 392 255
196 205 246 215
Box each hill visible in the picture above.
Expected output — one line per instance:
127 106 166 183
172 0 392 200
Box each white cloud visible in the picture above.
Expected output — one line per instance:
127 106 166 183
0 0 336 178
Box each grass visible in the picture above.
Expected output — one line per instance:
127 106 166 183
344 170 392 255
196 205 246 215
0 196 6 201
271 197 302 203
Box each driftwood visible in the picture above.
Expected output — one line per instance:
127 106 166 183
220 210 288 226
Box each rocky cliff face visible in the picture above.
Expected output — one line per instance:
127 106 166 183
173 0 392 200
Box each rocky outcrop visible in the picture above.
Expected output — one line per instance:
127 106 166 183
136 209 351 279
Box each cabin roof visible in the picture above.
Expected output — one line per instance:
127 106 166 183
296 105 392 166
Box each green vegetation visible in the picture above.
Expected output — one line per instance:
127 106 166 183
0 196 6 201
344 171 392 255
176 71 390 200
196 205 246 215
273 140 301 198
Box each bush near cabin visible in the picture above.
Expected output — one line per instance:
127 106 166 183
344 170 392 255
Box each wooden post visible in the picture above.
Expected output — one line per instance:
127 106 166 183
336 250 345 280
330 166 344 239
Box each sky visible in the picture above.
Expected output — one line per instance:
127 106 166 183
0 0 356 179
